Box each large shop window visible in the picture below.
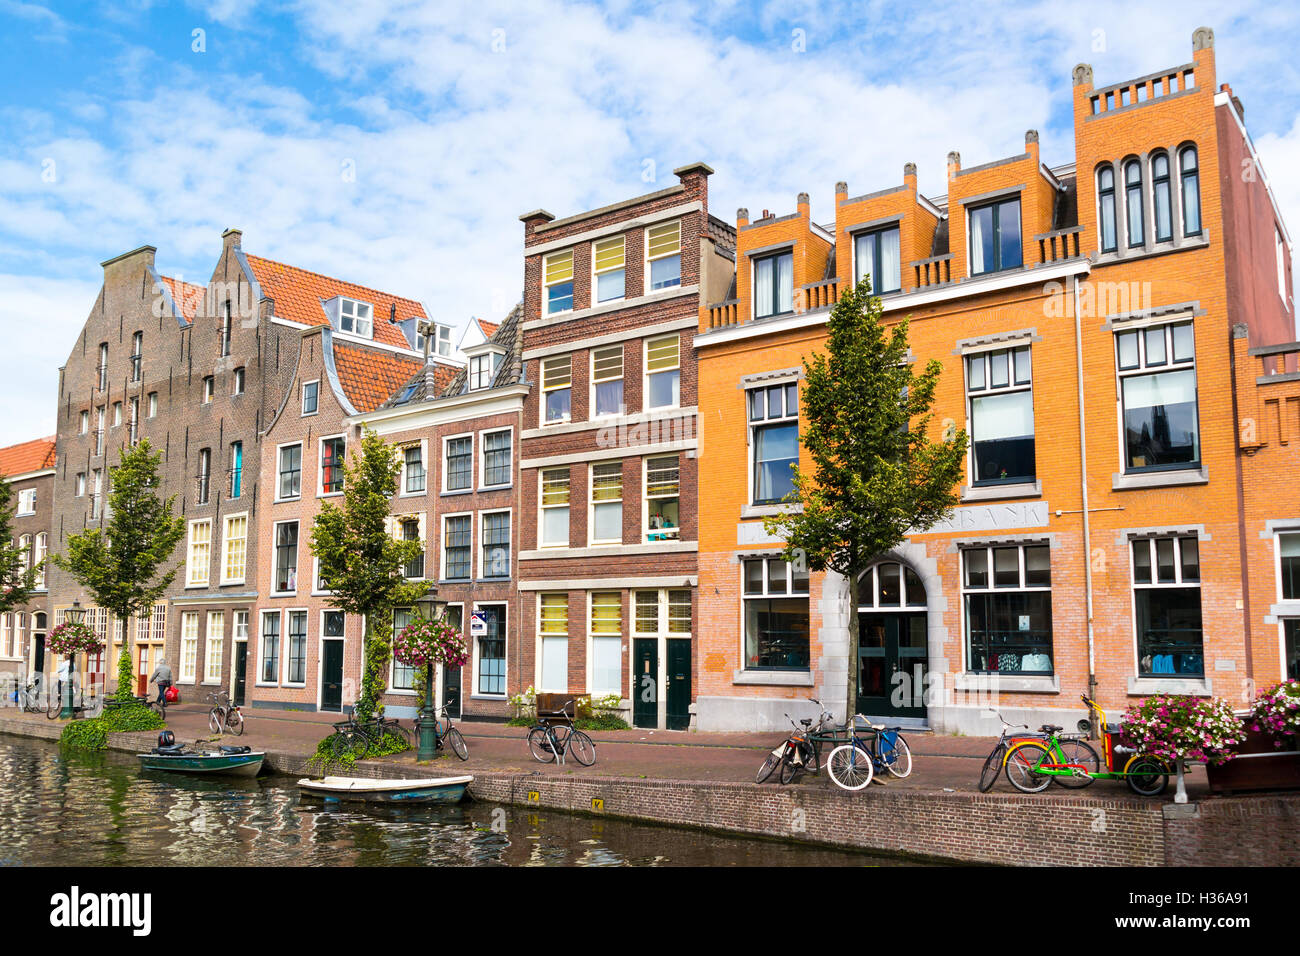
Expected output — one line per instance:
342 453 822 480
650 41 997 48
966 345 1034 485
743 558 810 670
854 226 901 294
963 544 1053 675
968 197 1021 275
749 382 798 504
1116 321 1199 472
539 593 568 692
753 250 794 319
1132 535 1203 678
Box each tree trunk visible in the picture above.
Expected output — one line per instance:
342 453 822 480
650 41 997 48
845 571 860 727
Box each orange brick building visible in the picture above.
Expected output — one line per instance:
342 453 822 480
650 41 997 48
693 28 1298 732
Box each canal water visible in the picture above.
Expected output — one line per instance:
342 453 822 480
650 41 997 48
0 738 925 866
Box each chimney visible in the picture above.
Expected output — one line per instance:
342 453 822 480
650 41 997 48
835 181 847 205
737 207 749 229
947 151 961 180
761 209 771 220
797 192 810 220
221 227 242 253
674 161 714 202
100 244 157 283
1025 129 1040 164
1221 82 1244 118
903 163 917 194
518 208 555 240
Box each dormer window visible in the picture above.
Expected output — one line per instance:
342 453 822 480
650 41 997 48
968 197 1021 276
339 298 373 338
417 323 453 358
754 250 793 319
467 346 505 391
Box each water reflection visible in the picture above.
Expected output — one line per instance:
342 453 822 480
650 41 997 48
0 739 926 867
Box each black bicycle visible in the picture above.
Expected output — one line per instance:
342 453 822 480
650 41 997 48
413 705 469 760
527 699 595 766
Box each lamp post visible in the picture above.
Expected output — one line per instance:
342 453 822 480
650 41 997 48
414 584 445 762
60 600 85 720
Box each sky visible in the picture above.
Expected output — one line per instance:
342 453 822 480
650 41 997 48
1 0 1298 447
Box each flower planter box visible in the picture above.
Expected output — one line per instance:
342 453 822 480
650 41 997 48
1205 727 1300 794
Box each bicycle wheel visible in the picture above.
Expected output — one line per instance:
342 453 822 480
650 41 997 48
208 709 223 734
978 743 1007 792
1004 740 1053 793
879 732 912 778
227 709 245 736
1124 755 1170 796
385 722 411 749
827 743 875 791
527 727 555 763
1053 738 1100 789
756 749 783 784
338 728 370 760
446 727 469 761
779 748 805 785
568 730 596 767
46 691 61 719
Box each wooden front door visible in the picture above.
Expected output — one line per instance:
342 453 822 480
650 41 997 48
320 640 344 712
233 642 248 707
666 640 691 730
632 639 658 729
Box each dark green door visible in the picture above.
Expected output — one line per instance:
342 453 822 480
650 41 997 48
857 613 927 719
442 664 461 718
321 640 344 712
666 640 690 730
633 639 658 729
233 642 247 706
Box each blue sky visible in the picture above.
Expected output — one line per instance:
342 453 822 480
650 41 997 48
1 0 1299 446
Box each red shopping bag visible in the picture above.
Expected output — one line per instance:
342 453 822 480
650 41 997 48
165 685 180 703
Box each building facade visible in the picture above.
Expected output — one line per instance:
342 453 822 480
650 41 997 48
0 437 55 683
515 163 734 729
693 28 1297 733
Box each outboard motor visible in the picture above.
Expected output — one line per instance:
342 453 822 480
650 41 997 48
157 730 175 748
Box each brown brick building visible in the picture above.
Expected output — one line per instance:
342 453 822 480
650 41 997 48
693 28 1297 732
0 436 55 685
514 163 734 728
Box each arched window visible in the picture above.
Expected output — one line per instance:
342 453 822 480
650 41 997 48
858 561 927 609
1151 152 1172 242
1124 159 1144 247
1097 165 1117 253
1179 145 1201 236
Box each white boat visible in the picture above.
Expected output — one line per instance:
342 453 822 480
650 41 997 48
297 775 473 804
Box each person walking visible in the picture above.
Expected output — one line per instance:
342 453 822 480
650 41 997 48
150 657 173 708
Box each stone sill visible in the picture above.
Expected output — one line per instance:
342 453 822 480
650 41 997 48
954 673 1059 694
960 480 1041 503
1112 466 1208 491
732 670 814 687
1127 677 1211 696
740 503 803 519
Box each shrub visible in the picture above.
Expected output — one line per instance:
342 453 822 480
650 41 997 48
59 719 108 751
1121 694 1244 765
99 700 165 733
1249 680 1300 747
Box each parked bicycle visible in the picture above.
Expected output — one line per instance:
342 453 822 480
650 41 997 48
19 679 46 714
527 699 595 767
755 698 835 784
413 705 469 760
977 711 1045 792
825 716 913 792
206 691 245 736
327 708 410 760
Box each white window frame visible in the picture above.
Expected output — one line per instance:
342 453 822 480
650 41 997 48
79 410 88 434
16 488 35 515
202 377 214 405
220 511 249 586
232 366 246 396
185 518 212 589
644 334 681 411
538 467 571 549
179 611 200 684
389 605 418 693
148 393 158 418
590 344 625 420
540 355 572 425
1129 534 1203 679
471 601 508 699
256 610 281 687
392 513 427 580
441 511 473 581
644 219 683 294
338 298 373 338
959 545 1053 675
275 441 304 502
587 590 623 696
318 434 347 498
301 380 320 417
536 592 569 693
740 558 810 673
1114 319 1199 475
74 473 85 498
964 343 1035 488
1275 529 1300 605
283 607 309 687
203 611 225 685
112 401 122 426
479 508 512 580
34 533 47 589
643 454 681 544
592 235 626 304
271 519 300 596
478 427 513 490
588 461 624 547
851 225 902 295
746 378 800 506
400 440 428 497
543 249 575 316
442 432 474 493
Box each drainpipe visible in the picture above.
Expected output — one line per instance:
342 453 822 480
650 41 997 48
1074 275 1098 735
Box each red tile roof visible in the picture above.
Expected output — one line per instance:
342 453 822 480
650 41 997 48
245 254 425 351
158 276 206 322
332 343 424 414
430 362 460 394
0 436 56 478
475 317 500 339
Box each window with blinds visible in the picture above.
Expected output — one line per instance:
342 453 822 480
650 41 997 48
594 236 626 303
647 221 682 290
541 355 572 424
540 468 570 548
645 455 680 542
544 250 574 315
590 463 623 544
592 345 624 417
590 592 622 696
646 334 680 410
539 593 569 692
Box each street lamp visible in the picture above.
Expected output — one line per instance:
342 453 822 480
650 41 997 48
60 600 85 719
414 583 445 762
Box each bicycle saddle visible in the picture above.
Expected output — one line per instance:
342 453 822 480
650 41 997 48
800 718 813 727
1040 724 1063 734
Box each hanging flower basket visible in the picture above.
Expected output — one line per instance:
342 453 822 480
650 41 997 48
393 617 469 670
1248 680 1300 748
1120 694 1244 766
47 621 104 657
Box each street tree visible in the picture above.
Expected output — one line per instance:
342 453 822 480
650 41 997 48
0 476 39 615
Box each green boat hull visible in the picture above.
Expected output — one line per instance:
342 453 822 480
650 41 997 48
137 752 265 777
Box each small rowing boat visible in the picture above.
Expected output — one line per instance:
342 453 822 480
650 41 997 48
297 775 473 804
137 744 265 777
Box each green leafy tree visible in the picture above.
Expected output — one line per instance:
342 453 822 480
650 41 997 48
310 430 425 721
764 276 967 722
52 439 186 699
0 476 39 614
